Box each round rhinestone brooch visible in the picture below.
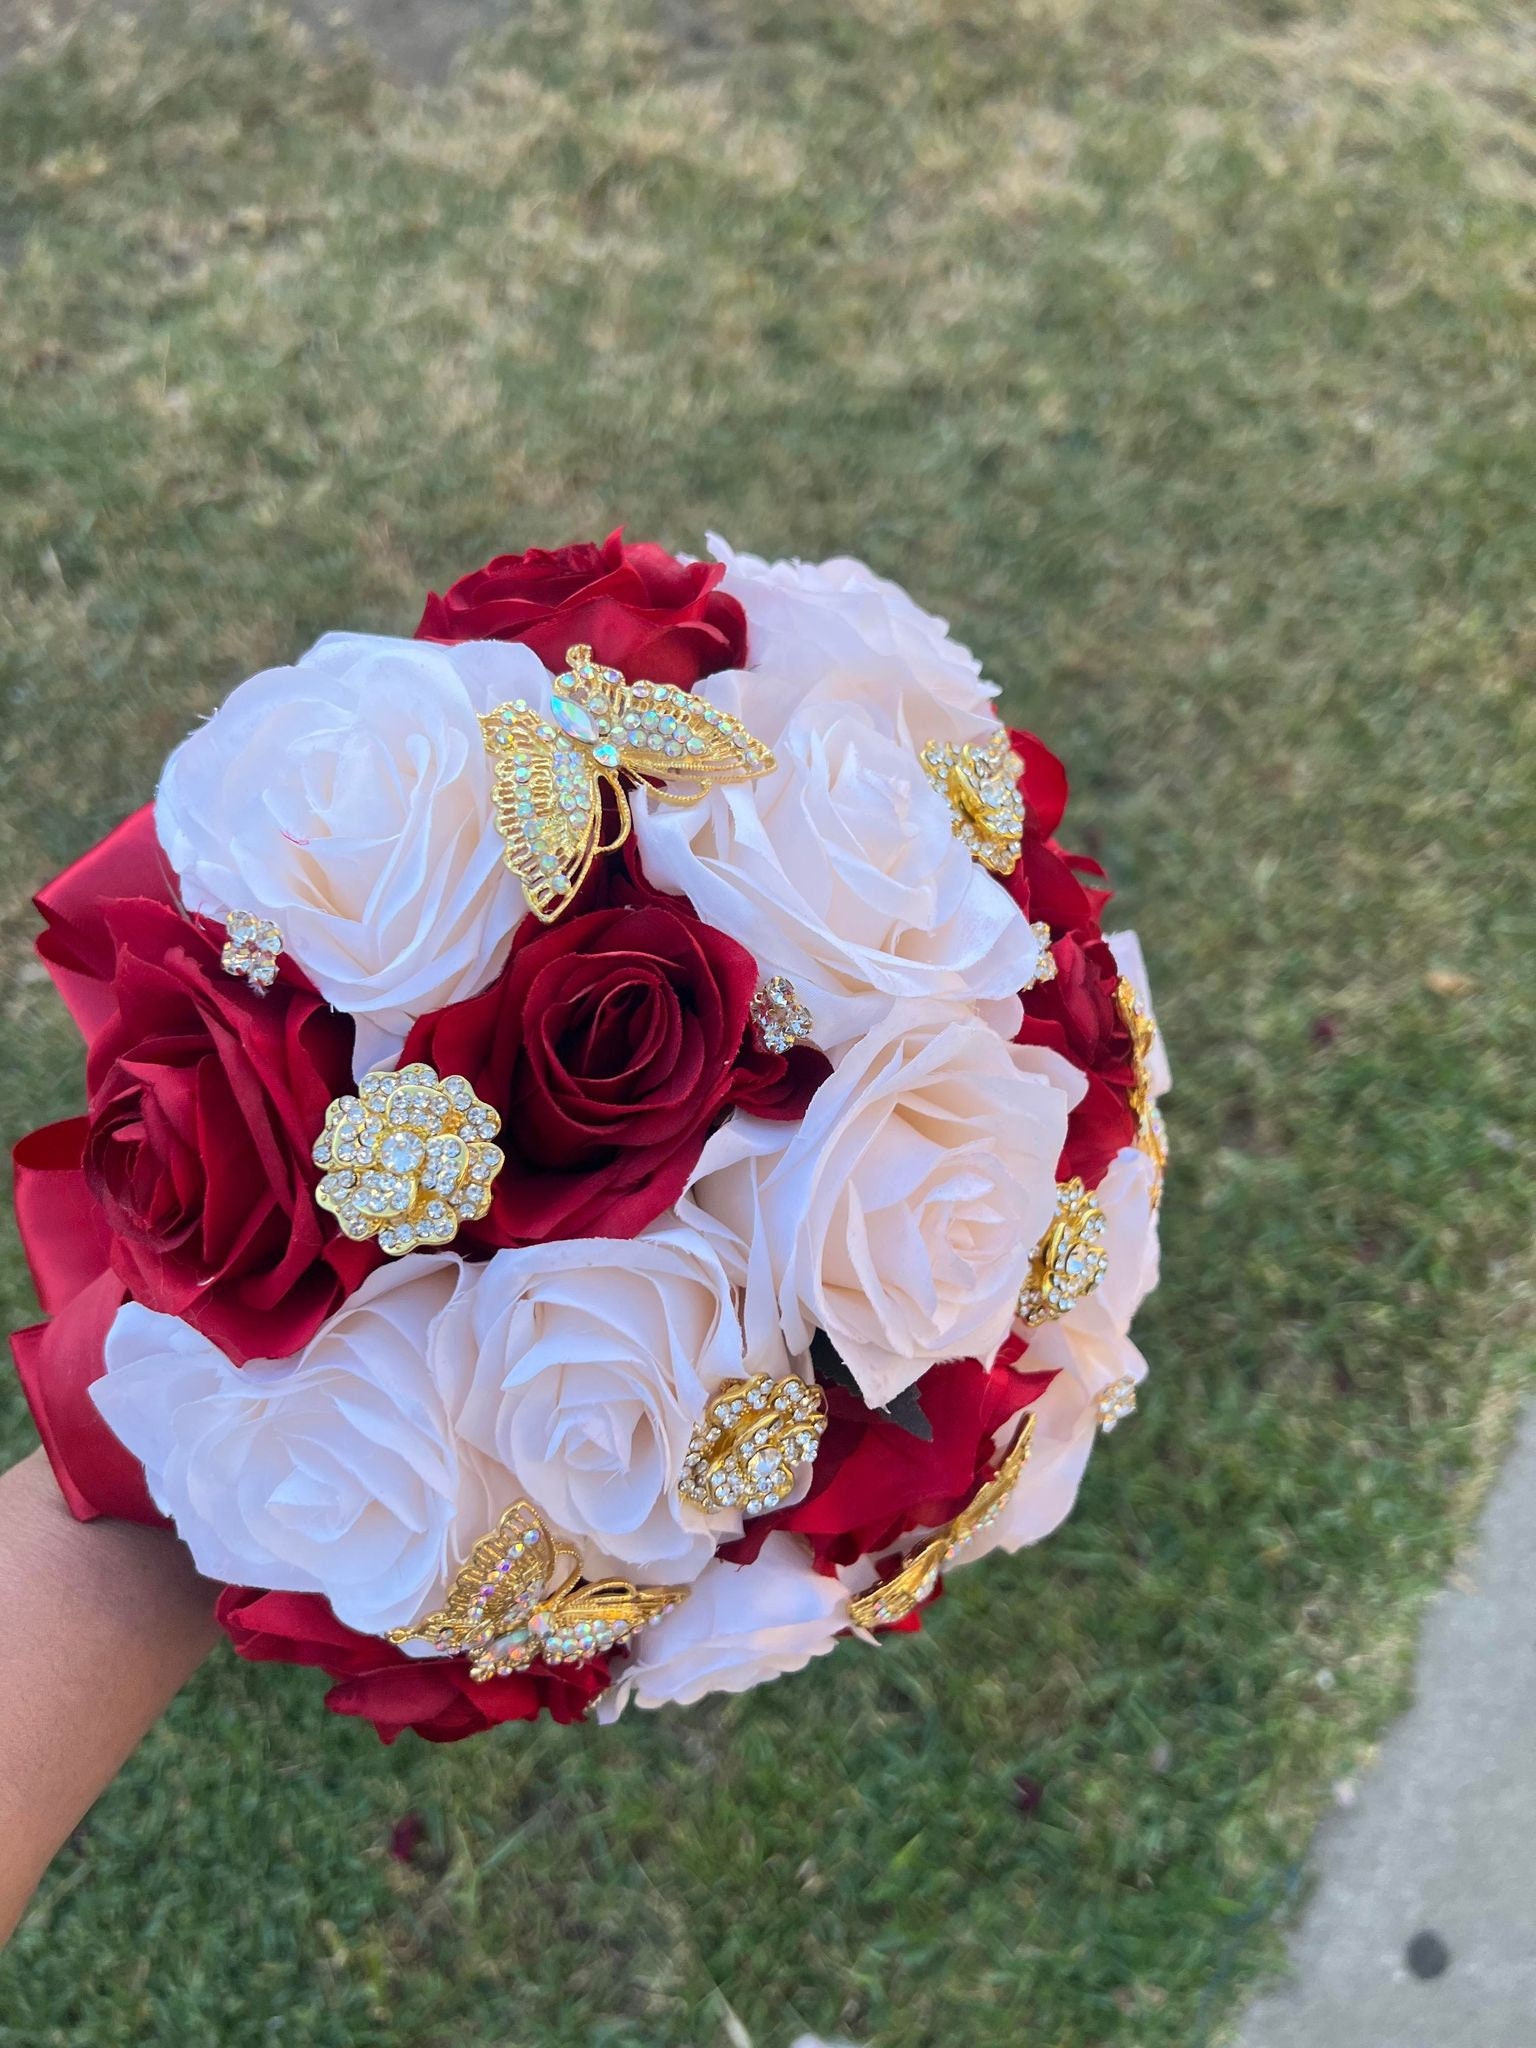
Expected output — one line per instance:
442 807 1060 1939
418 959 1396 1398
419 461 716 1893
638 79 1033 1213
920 729 1026 876
312 1061 504 1256
678 1372 828 1518
1018 1177 1109 1326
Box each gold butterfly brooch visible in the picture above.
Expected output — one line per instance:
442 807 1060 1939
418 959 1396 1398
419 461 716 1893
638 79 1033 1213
387 1501 688 1682
480 644 776 921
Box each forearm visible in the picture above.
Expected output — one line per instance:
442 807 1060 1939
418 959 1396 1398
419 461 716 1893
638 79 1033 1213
0 1450 217 1943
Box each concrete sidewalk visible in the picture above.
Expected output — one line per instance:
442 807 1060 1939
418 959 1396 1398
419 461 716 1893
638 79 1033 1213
1234 1404 1536 2047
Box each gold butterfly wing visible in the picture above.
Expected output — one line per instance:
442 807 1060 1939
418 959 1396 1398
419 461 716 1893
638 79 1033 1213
608 680 776 805
847 1533 951 1631
480 703 614 921
950 1414 1036 1551
386 1501 559 1651
540 1576 689 1640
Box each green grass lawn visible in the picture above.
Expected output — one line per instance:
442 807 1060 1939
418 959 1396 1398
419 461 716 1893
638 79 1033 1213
1 2 1534 2042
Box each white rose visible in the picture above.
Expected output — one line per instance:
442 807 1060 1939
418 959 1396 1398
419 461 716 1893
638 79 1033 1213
156 631 545 1076
455 1221 763 1587
967 1145 1162 1563
705 535 999 749
681 1003 1083 1409
596 1531 848 1716
90 1256 494 1637
634 693 1044 1053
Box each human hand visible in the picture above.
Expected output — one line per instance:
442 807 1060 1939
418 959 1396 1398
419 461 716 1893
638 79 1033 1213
0 1449 217 1944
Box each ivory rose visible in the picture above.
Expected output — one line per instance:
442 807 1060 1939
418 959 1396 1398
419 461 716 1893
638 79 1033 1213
682 1003 1083 1408
90 1257 495 1638
704 536 1000 748
634 694 1045 1053
455 1222 764 1586
155 633 542 1076
967 1144 1163 1563
596 1531 849 1716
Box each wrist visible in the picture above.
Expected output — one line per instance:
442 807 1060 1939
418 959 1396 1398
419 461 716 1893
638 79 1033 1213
0 1451 217 1943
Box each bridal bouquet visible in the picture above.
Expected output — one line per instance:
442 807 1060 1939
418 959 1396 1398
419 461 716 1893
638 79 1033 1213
11 532 1169 1743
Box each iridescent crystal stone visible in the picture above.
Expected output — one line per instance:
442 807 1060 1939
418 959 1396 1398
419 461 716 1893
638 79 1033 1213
549 691 599 744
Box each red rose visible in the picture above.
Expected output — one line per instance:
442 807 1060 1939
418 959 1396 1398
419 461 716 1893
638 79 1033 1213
1004 728 1113 935
11 811 180 1522
415 529 748 688
23 827 376 1376
31 805 177 1041
571 841 831 1117
70 897 374 1364
402 897 827 1246
14 815 382 1523
1016 933 1137 1187
1002 731 1133 1186
12 809 369 1519
216 1588 607 1744
725 1341 1056 1572
1014 729 1070 840
10 1115 154 1524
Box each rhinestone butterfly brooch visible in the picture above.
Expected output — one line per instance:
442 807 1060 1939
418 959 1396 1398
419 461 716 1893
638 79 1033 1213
480 644 776 922
387 1501 689 1682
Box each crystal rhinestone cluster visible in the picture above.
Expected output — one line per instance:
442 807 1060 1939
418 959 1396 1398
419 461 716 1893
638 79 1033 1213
312 1061 503 1255
920 729 1027 876
678 1373 828 1518
391 1504 558 1662
569 652 773 777
483 699 597 910
1018 1176 1109 1326
1095 1376 1138 1432
219 908 282 993
1024 918 1059 991
749 976 815 1056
